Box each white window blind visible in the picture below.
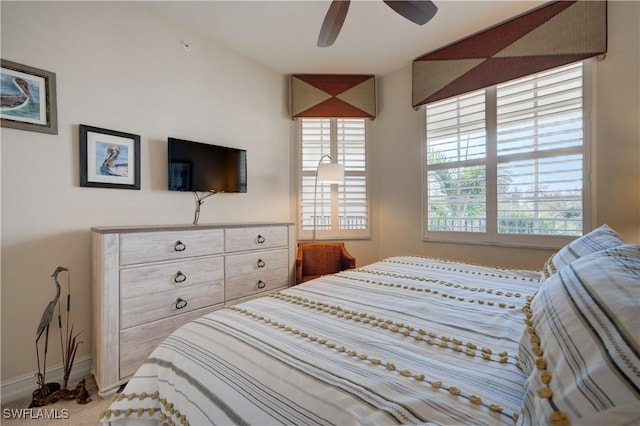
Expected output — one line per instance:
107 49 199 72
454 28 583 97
424 62 590 247
426 91 487 233
299 118 370 239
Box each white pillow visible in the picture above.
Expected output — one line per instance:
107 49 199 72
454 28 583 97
518 243 640 426
540 224 625 280
522 225 627 377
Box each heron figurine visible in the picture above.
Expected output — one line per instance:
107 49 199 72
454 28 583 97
34 266 68 397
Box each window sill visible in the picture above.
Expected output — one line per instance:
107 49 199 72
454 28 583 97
298 235 372 242
422 236 567 251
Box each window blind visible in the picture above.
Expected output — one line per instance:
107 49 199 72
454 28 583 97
300 119 331 231
496 64 584 236
337 120 368 231
425 62 588 245
426 91 486 164
427 164 487 233
299 119 370 239
426 91 487 233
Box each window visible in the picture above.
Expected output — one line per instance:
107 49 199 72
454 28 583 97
423 62 591 248
298 118 370 240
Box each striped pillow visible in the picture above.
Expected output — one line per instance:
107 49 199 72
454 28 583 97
540 224 625 280
518 244 640 426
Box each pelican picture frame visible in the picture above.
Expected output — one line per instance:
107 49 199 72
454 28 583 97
79 124 141 190
1 59 58 134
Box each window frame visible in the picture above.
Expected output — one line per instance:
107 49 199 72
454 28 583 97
297 118 372 241
421 61 593 249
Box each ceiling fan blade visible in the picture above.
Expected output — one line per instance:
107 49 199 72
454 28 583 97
318 0 351 47
383 0 437 26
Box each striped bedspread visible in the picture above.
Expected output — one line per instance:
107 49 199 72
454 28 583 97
102 256 541 425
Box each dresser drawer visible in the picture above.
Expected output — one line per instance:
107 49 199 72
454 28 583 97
225 226 288 253
225 267 289 301
121 256 224 297
119 305 219 378
225 249 288 279
121 258 224 329
120 229 224 265
121 284 223 329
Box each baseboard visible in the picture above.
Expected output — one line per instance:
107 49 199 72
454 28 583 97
0 355 92 405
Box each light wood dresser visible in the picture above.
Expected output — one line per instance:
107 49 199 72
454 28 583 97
91 223 294 395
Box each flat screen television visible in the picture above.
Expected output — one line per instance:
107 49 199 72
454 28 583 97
168 138 247 193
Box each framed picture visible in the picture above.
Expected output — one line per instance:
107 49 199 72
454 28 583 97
1 59 58 134
79 124 141 190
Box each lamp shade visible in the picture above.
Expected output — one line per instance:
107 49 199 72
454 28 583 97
317 162 344 184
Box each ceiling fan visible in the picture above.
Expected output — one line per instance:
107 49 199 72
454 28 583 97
318 0 438 47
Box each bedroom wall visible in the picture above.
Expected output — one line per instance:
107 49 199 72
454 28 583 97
371 0 640 269
1 2 291 384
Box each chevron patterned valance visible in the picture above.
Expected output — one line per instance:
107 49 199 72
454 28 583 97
290 74 376 119
412 0 607 108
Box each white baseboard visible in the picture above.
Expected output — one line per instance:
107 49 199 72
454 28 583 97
1 355 92 405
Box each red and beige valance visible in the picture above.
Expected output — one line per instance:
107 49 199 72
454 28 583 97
290 74 376 119
412 1 607 108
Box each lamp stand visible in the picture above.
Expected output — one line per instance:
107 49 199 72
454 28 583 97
313 154 345 240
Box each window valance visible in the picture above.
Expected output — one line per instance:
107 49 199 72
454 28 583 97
412 0 607 108
290 74 376 119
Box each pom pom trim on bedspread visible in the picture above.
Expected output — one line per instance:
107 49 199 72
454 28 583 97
102 390 189 426
521 292 569 426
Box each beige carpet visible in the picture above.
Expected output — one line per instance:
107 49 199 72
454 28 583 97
1 375 113 425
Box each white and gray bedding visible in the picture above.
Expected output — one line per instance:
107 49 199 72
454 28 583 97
102 227 639 425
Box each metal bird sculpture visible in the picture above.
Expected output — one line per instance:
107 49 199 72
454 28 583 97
36 266 67 341
34 266 68 397
31 266 88 407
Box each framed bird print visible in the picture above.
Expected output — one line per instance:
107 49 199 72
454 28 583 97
79 124 141 190
0 59 58 134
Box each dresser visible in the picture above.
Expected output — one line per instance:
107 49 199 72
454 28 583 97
91 223 294 395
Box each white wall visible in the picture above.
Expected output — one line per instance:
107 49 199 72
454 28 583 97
1 2 291 383
592 0 640 241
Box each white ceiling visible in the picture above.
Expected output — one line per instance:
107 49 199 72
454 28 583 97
142 0 547 76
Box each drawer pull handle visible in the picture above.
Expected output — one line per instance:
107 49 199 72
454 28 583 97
256 280 266 289
256 234 266 244
174 271 187 284
175 298 188 309
174 241 186 252
257 259 266 268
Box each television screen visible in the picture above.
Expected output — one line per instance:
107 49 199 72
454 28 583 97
168 138 247 193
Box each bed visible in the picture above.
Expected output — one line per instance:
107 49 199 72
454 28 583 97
101 225 640 426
